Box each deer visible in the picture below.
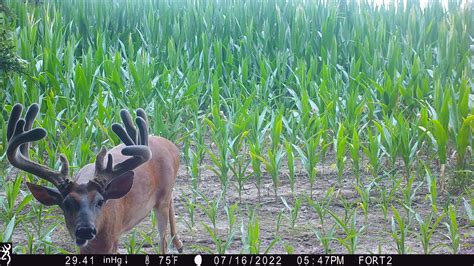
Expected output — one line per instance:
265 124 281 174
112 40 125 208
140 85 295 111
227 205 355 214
6 103 183 254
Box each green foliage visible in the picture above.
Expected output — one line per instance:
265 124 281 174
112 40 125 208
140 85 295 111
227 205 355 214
307 187 334 228
312 225 336 254
0 1 25 74
462 197 474 226
415 211 446 254
444 204 460 254
0 0 471 254
241 208 280 254
281 196 301 229
328 209 364 254
390 206 408 254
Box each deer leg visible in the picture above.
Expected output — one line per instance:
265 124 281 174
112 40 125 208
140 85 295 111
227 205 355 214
169 197 183 253
154 200 170 254
112 241 119 253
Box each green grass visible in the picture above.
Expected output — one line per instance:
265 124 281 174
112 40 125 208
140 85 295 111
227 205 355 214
0 0 473 254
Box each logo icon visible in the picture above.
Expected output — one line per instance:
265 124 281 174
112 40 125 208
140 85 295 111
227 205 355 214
0 243 11 266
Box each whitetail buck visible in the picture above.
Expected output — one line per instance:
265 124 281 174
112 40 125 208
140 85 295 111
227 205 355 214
6 103 183 254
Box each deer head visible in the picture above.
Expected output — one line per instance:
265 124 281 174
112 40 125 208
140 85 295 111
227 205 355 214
6 104 151 247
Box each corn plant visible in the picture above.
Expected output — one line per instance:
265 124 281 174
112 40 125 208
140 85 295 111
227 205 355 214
25 218 62 254
355 183 373 225
401 175 423 223
196 191 222 233
295 126 323 199
0 176 32 223
328 209 364 254
397 115 419 178
140 230 161 254
452 115 474 189
225 203 239 235
415 211 446 254
339 196 357 226
281 196 301 229
255 112 285 200
275 208 284 234
363 126 383 178
183 196 197 230
428 120 448 187
248 108 268 202
259 147 285 201
249 143 264 201
267 111 284 200
18 225 36 254
455 114 474 169
285 140 296 197
377 178 402 226
184 141 201 195
312 225 336 254
349 126 361 181
125 229 145 254
201 222 236 254
307 187 335 228
283 242 295 254
374 118 399 170
462 197 474 226
229 131 250 202
142 232 162 254
390 206 408 254
335 122 347 180
241 208 280 254
194 202 239 254
0 215 15 242
28 201 49 242
205 108 231 197
424 166 439 213
443 204 460 254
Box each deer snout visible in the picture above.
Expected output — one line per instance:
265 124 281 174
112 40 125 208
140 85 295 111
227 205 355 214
75 225 97 240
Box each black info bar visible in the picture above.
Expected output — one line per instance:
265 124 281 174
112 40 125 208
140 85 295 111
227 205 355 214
2 254 473 266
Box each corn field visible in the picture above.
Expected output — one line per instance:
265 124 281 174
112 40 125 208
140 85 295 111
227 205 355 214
0 0 473 254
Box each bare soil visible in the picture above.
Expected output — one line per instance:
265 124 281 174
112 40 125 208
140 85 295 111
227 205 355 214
2 153 473 254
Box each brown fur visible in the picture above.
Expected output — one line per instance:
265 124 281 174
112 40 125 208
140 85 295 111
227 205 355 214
74 136 183 254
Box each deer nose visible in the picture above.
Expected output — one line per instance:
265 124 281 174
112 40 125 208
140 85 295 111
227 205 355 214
75 225 96 240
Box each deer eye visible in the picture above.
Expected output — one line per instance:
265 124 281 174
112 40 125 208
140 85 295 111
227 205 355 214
97 199 104 207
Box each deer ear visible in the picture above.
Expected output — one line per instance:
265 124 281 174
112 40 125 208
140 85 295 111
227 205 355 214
26 182 63 206
104 171 134 200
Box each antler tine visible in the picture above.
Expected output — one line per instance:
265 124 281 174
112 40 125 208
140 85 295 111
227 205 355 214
136 117 148 146
111 123 135 146
7 104 71 192
93 108 151 189
120 109 137 144
94 146 150 189
105 146 151 179
136 108 147 123
7 103 22 141
111 108 149 146
136 108 148 146
95 146 108 174
20 103 39 156
23 104 39 133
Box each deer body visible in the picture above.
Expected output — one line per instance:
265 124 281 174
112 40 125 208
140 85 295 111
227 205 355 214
74 136 181 253
6 104 183 254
